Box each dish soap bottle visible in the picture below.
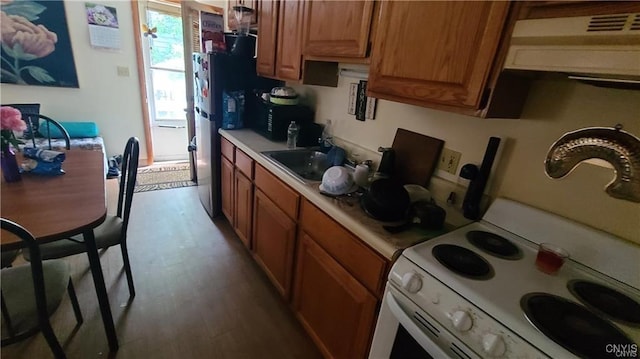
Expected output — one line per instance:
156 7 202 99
287 121 299 149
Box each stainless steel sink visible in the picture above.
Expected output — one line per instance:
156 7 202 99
261 149 331 183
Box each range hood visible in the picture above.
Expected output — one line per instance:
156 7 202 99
503 13 640 82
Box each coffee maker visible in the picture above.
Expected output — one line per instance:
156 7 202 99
229 5 255 58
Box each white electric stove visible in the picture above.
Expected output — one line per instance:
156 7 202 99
370 198 640 359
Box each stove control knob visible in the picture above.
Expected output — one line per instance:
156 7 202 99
401 272 422 293
447 310 473 332
482 333 506 357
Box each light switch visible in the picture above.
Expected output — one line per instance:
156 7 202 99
117 66 130 77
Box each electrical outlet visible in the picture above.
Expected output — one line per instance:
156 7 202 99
438 148 461 175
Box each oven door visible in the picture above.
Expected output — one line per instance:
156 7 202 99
369 285 479 359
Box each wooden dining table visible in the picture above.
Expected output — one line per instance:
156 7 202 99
1 149 119 351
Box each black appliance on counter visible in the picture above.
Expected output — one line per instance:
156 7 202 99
248 95 315 143
192 36 280 218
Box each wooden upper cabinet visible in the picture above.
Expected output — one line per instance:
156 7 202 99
303 1 374 58
256 0 278 77
275 0 304 81
368 1 510 110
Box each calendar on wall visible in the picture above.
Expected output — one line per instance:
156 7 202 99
86 3 121 50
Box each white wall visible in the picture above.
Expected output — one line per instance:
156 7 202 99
292 73 640 244
1 0 147 160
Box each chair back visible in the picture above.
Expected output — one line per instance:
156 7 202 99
20 114 70 150
117 137 140 237
0 219 49 331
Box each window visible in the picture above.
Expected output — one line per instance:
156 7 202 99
145 7 186 122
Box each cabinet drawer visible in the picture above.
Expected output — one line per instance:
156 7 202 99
221 137 235 161
235 149 254 179
254 164 300 220
299 200 388 295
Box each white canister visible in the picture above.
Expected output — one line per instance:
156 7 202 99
354 164 370 188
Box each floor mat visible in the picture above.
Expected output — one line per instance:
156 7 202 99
134 162 196 193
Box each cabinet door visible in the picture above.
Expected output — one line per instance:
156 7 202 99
252 189 297 297
234 170 253 249
221 156 234 223
293 233 378 359
368 1 510 109
275 0 304 80
303 1 374 58
257 0 279 77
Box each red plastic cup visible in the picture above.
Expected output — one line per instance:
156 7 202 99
535 243 569 275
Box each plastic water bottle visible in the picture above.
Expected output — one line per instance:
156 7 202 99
321 119 333 149
287 121 299 149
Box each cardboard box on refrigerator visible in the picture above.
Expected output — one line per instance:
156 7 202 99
200 11 224 52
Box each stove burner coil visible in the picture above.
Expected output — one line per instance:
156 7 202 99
466 230 522 260
568 280 640 327
432 244 493 280
521 293 635 359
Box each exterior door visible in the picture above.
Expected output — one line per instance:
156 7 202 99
143 4 189 162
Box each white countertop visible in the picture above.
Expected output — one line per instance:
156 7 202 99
220 128 461 260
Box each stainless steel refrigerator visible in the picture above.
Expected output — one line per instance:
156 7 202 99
192 51 255 218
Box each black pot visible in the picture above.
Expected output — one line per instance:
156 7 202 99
361 178 410 222
382 200 446 234
411 200 446 230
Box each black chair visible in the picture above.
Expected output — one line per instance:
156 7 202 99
20 113 71 150
1 219 83 359
25 137 140 297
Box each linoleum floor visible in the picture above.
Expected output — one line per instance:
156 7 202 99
2 182 322 359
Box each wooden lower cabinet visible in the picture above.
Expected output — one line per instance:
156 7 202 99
221 156 234 222
293 233 378 359
233 169 253 248
252 188 297 298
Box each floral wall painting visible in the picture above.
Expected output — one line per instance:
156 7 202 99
1 0 79 88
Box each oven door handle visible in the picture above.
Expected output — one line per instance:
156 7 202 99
385 291 453 358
